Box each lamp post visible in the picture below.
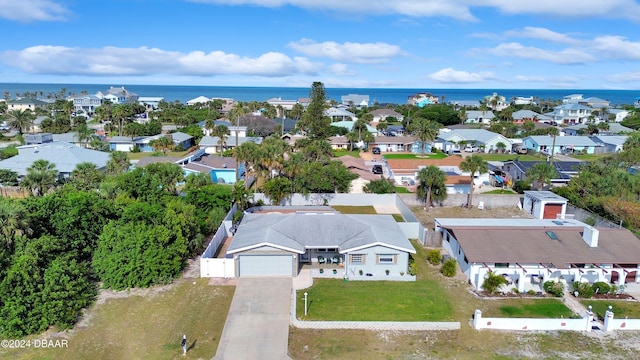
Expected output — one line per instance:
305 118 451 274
304 292 308 316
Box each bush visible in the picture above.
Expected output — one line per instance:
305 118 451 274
512 180 532 194
592 281 611 295
572 281 594 298
482 272 508 294
526 289 536 296
441 258 457 277
427 249 442 265
543 280 565 297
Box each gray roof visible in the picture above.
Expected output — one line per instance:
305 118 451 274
52 132 80 143
564 123 632 134
198 136 263 147
512 110 552 121
227 213 416 255
591 135 628 146
170 131 193 143
438 129 509 144
0 142 111 176
525 135 598 147
325 107 356 117
465 110 495 119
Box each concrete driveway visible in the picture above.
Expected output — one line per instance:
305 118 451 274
213 277 292 360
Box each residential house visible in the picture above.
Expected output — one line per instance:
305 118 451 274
562 123 633 136
225 211 416 278
138 96 164 111
451 100 480 108
578 97 610 109
635 97 640 108
372 135 417 153
522 135 599 155
341 94 369 108
483 93 508 111
329 120 378 135
546 104 593 124
608 109 630 123
183 154 243 184
501 159 584 186
69 94 102 116
7 98 49 112
325 107 356 121
281 133 306 147
522 191 568 219
436 217 640 293
24 133 54 145
329 136 350 150
511 110 552 124
437 129 512 153
0 142 110 178
266 97 298 117
186 96 212 106
591 135 628 153
198 135 262 154
169 131 195 150
335 156 383 193
512 96 535 105
385 156 477 194
562 94 584 104
96 86 138 105
464 110 495 124
370 109 403 123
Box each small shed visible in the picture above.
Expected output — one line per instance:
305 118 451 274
523 191 568 219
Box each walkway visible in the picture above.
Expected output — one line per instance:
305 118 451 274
213 277 292 360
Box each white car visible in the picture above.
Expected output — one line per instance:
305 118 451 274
464 145 479 153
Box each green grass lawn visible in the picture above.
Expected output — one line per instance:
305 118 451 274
394 186 412 193
581 300 640 319
333 150 361 158
296 278 453 321
482 189 517 194
3 278 234 360
484 299 575 318
383 152 447 160
572 154 608 162
331 205 377 214
476 153 541 161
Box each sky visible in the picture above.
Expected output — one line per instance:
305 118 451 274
1 0 640 89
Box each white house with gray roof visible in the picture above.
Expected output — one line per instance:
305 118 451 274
226 211 416 279
522 135 599 155
437 129 511 153
370 109 403 122
511 110 552 123
591 135 628 153
464 110 495 124
0 142 110 178
341 94 369 108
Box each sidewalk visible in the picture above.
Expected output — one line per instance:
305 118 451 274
562 288 589 316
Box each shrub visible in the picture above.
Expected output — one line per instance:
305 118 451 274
408 262 418 276
512 180 532 194
512 287 519 294
358 269 363 276
385 269 390 275
572 281 594 298
543 281 565 297
441 258 457 277
592 281 611 295
526 289 536 296
426 249 442 265
482 272 508 294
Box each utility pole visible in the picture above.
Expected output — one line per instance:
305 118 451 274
235 115 239 183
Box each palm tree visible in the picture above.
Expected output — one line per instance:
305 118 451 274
20 159 58 196
496 142 507 153
70 162 104 190
460 155 489 208
234 141 261 188
408 117 441 154
204 118 216 136
6 109 36 134
416 166 447 210
211 124 230 153
149 135 174 155
458 109 467 124
105 151 131 176
0 199 32 250
526 163 558 191
75 122 94 148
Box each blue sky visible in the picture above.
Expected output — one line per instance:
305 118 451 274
1 0 640 89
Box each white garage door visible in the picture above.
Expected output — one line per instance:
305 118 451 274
238 255 293 277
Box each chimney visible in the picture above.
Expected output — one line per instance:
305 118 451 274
582 225 599 248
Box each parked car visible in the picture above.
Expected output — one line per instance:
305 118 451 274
447 149 461 155
464 145 479 153
372 147 381 154
372 165 383 174
516 147 528 154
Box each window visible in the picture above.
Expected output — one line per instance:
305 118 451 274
350 254 364 265
378 254 395 264
317 248 337 253
495 263 509 268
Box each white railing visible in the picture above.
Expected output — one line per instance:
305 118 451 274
472 309 594 332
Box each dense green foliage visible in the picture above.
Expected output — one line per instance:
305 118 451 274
363 178 396 194
441 258 458 277
482 272 508 294
543 280 565 297
426 249 442 265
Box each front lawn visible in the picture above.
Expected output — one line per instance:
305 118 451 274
331 205 377 214
333 150 361 158
383 152 447 160
127 150 192 160
581 300 640 319
483 299 575 318
482 189 517 194
394 186 412 193
296 278 453 321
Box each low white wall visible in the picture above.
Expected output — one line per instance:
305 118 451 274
200 258 235 278
473 310 593 332
603 309 640 331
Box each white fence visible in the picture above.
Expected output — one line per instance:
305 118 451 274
200 204 237 278
603 309 640 331
472 309 595 332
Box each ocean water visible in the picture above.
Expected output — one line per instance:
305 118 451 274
1 83 638 107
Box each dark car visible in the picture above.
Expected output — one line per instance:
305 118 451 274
372 165 383 174
372 147 381 154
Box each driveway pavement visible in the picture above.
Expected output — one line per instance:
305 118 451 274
213 277 292 360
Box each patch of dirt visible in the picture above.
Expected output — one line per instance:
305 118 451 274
412 205 531 230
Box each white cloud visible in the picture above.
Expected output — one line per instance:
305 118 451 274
504 27 580 44
428 68 495 83
0 46 321 77
190 0 640 21
591 36 640 60
328 63 356 76
514 75 547 83
605 71 640 83
288 39 402 64
0 0 69 22
486 43 595 64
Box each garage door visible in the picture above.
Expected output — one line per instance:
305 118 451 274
543 203 563 219
238 255 293 277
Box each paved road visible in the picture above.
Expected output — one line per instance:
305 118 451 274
213 277 292 360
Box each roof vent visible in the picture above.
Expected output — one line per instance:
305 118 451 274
552 220 563 225
546 231 559 240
